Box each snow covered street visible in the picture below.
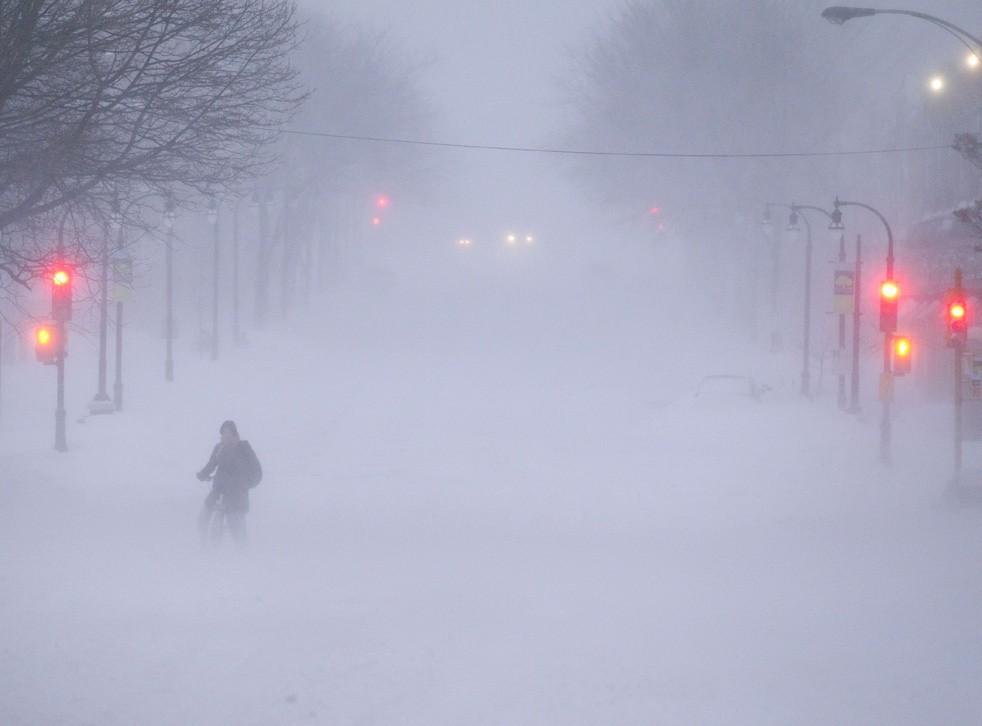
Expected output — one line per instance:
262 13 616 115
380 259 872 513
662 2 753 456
2 281 981 725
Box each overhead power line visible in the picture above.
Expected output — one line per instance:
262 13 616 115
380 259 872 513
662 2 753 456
276 128 951 160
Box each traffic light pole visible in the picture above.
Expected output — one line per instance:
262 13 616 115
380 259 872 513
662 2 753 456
55 335 67 452
953 268 965 482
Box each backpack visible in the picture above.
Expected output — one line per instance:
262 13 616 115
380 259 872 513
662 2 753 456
241 441 263 488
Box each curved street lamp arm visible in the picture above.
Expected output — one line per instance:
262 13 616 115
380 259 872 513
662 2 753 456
823 7 982 57
791 204 836 222
835 198 894 275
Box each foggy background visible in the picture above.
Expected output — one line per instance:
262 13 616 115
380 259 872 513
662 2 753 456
3 1 982 724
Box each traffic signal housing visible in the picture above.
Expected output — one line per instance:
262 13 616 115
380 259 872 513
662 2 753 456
34 323 63 365
880 280 899 333
946 296 968 348
893 335 912 376
51 265 72 322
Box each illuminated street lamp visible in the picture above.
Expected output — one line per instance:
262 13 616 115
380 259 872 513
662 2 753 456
929 74 946 93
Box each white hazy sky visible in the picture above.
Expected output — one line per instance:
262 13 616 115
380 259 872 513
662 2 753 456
304 0 615 144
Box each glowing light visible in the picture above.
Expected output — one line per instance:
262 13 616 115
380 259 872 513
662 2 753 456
52 269 70 286
371 216 382 226
881 281 899 300
649 206 661 216
525 234 535 244
950 303 966 320
36 327 52 346
968 53 981 69
929 75 945 93
506 234 517 245
895 337 911 357
375 195 390 209
457 238 472 247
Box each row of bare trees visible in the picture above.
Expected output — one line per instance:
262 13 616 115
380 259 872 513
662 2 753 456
0 0 303 290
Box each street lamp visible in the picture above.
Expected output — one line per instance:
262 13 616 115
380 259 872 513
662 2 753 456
164 196 177 382
765 202 840 396
207 197 219 362
89 201 120 415
821 7 982 60
832 196 896 464
929 74 946 93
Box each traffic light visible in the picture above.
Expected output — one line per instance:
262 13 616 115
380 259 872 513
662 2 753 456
946 296 968 348
893 335 912 376
879 280 899 333
34 323 62 365
375 194 390 210
51 264 72 322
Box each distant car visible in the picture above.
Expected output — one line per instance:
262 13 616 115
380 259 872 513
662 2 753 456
694 375 770 402
505 231 536 246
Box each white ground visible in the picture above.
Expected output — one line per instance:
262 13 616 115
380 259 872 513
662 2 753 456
2 273 981 725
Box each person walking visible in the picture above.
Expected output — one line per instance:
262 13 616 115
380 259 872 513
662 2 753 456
196 420 262 547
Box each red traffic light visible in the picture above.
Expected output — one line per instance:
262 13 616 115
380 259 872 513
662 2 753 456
50 263 73 322
946 295 969 348
375 195 390 210
879 279 899 333
370 216 382 227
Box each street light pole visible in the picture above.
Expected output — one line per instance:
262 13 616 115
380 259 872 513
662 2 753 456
834 197 895 464
90 206 118 415
850 234 863 414
789 208 814 397
765 202 841 397
164 198 176 382
208 198 219 362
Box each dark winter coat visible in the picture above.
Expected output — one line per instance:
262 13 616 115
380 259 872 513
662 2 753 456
198 440 262 513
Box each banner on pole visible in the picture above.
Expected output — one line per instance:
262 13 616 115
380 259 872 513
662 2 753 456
833 270 854 314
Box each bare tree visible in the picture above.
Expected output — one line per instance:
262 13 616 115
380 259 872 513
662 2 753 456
0 0 303 286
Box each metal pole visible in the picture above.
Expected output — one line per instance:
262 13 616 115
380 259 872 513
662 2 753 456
113 300 123 411
849 235 862 414
55 332 66 452
165 224 174 382
771 227 781 351
881 330 892 465
95 235 110 403
837 234 847 410
211 210 220 362
801 215 813 397
232 201 240 346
